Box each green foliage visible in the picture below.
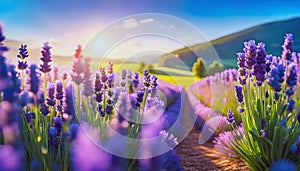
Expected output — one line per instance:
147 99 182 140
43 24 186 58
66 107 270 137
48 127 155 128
137 61 146 73
208 61 224 75
192 58 207 78
231 72 300 170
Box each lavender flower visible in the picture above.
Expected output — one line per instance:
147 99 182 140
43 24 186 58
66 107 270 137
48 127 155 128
94 73 103 115
46 83 55 106
132 72 139 88
100 68 108 83
24 112 35 123
121 69 127 80
64 123 79 142
143 70 150 87
95 92 103 103
64 84 75 116
265 55 273 72
71 45 84 85
120 69 127 89
135 89 144 107
17 44 29 70
55 80 63 101
94 73 102 93
267 62 285 92
105 99 114 115
235 85 243 103
287 99 295 112
150 75 158 93
253 43 267 86
281 33 294 62
48 127 58 149
159 130 179 149
37 90 44 105
107 73 114 88
286 63 298 97
20 92 30 107
48 127 57 137
226 109 235 124
39 42 52 73
83 58 93 96
96 104 104 117
213 126 244 159
27 64 40 94
243 40 257 70
237 52 246 68
107 61 113 74
40 103 50 116
277 62 286 84
237 52 247 85
55 81 64 114
53 117 63 136
127 70 132 81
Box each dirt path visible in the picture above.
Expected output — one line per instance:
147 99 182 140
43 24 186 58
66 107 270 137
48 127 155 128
176 128 248 171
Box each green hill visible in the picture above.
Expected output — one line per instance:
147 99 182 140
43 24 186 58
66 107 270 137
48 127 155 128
160 17 300 70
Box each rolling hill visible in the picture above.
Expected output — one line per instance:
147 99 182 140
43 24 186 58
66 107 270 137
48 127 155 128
160 17 300 70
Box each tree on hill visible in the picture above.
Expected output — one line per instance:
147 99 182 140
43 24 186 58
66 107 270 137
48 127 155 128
208 61 224 75
192 58 207 78
138 61 146 73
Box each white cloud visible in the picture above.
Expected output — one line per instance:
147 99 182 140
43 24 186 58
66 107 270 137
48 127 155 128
160 25 174 29
121 18 156 29
122 18 139 29
139 18 155 24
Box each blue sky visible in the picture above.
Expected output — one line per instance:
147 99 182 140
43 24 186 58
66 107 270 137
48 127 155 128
1 0 300 55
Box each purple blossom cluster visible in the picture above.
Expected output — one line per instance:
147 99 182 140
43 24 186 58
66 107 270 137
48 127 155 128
238 40 269 86
282 33 294 62
39 42 52 73
71 45 84 85
17 44 29 70
213 125 244 159
82 58 93 96
229 33 300 170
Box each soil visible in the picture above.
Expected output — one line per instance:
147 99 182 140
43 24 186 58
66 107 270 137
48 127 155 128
176 128 248 171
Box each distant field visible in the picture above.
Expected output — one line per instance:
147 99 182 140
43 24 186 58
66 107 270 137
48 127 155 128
53 59 197 88
156 75 197 88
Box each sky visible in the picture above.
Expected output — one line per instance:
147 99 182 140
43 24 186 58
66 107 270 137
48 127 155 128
1 0 300 56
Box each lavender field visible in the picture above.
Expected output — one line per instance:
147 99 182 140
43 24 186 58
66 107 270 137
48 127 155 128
2 21 300 170
2 1 300 171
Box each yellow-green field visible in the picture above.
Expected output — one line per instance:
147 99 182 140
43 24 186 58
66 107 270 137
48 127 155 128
53 59 197 88
155 74 197 88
